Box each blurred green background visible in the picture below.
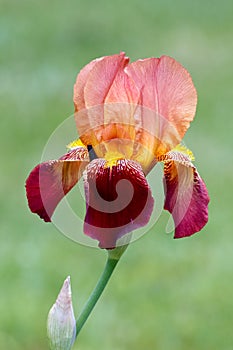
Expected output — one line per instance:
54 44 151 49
1 0 233 349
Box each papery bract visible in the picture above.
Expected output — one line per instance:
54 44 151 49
47 276 76 350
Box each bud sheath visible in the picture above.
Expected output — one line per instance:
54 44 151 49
47 276 76 350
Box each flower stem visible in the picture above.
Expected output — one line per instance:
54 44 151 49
75 256 119 337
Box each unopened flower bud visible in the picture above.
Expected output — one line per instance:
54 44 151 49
47 276 76 350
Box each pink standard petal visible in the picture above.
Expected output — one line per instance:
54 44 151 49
83 158 154 249
125 56 197 155
25 147 89 222
160 151 209 238
73 57 103 112
74 53 140 148
83 52 129 109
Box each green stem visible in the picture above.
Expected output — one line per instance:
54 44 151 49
75 257 119 337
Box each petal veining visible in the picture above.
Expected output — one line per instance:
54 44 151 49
126 56 197 157
83 158 154 249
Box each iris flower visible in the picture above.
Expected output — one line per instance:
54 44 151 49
26 53 209 249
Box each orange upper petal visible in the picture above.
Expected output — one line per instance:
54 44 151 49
126 56 197 157
73 57 103 112
74 52 140 158
73 54 197 172
84 52 129 108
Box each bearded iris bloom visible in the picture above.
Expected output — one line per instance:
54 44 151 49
26 53 209 249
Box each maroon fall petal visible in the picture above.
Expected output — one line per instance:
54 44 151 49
83 159 154 249
162 154 209 238
25 147 89 222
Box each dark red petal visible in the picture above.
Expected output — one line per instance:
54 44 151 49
25 147 89 222
161 152 209 238
83 159 154 249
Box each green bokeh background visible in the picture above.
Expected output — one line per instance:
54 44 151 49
1 0 233 349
